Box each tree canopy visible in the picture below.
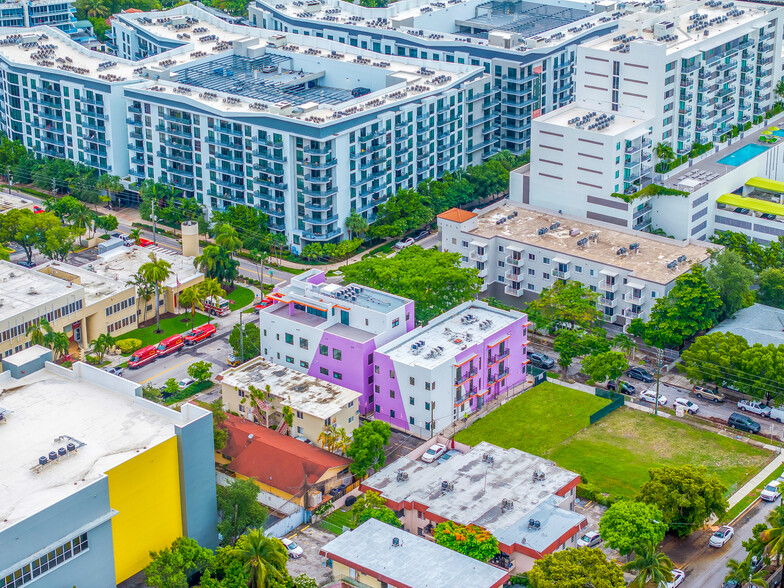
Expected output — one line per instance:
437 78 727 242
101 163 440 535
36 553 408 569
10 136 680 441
598 500 668 555
527 547 625 588
526 281 601 333
346 420 391 477
582 351 629 386
341 246 481 324
217 478 269 547
350 490 401 528
704 250 755 319
433 521 499 562
637 465 728 537
758 267 784 309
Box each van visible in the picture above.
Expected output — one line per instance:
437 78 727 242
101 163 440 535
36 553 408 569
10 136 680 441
770 406 784 423
156 334 184 357
728 412 761 434
128 345 158 369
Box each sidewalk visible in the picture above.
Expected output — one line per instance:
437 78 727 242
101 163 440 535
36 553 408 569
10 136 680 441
727 452 784 509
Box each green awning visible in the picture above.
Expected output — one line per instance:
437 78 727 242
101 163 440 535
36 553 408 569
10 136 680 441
746 177 784 193
717 193 784 216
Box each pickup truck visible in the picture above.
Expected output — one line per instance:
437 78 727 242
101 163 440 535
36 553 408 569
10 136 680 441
737 400 772 417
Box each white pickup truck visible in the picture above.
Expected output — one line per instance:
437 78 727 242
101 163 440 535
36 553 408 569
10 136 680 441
737 400 772 417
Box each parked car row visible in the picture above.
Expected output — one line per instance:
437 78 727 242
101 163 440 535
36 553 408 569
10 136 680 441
737 399 784 423
128 323 216 369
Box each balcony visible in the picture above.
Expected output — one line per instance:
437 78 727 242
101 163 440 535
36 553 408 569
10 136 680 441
214 124 243 137
158 150 192 164
504 284 524 297
470 250 488 262
506 255 523 266
303 214 339 225
625 292 646 305
301 186 337 198
126 117 143 126
598 281 618 293
301 228 342 241
208 137 243 150
623 309 645 321
552 268 570 279
302 158 336 170
598 297 617 308
255 178 288 190
207 163 244 176
488 348 511 365
488 368 510 386
128 143 144 152
505 270 524 282
254 136 284 148
162 113 191 124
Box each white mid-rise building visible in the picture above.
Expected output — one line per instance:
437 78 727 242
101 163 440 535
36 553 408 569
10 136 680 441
514 0 784 229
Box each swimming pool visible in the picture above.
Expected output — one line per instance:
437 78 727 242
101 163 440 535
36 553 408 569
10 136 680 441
717 143 770 166
773 130 784 138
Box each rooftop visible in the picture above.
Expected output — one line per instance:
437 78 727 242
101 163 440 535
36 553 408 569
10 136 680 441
438 208 478 223
87 245 201 290
708 303 784 347
258 0 621 54
376 301 523 368
0 260 85 323
0 361 201 530
536 103 648 137
36 260 134 307
467 202 714 284
585 0 777 55
218 358 360 419
364 441 582 547
221 414 351 495
320 518 508 588
0 192 34 212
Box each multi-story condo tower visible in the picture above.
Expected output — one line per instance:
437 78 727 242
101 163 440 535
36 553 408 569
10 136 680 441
0 0 75 32
515 0 784 230
0 4 488 248
250 0 626 155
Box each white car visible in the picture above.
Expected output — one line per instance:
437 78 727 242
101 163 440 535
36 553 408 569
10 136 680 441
576 531 602 548
662 568 685 588
178 377 195 390
281 538 303 558
761 480 782 502
421 443 447 463
640 390 667 405
674 398 700 414
393 237 415 250
709 526 734 548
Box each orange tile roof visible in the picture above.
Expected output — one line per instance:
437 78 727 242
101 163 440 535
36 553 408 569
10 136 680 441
123 8 143 12
437 208 478 223
221 415 351 497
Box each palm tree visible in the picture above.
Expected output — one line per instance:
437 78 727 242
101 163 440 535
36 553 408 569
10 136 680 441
194 245 239 287
49 332 70 360
96 174 123 208
335 427 351 455
776 79 784 106
179 285 204 330
26 318 53 346
762 504 784 564
725 556 767 587
231 530 289 588
612 333 637 360
345 211 368 241
624 539 674 588
199 278 226 325
128 228 142 245
318 424 339 453
76 0 109 19
250 249 267 292
654 142 676 173
215 224 242 257
139 253 172 334
69 204 93 245
90 333 115 363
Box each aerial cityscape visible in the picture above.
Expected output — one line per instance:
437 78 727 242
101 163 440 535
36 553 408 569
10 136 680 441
3 0 784 586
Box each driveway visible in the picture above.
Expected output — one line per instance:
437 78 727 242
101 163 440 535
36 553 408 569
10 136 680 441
285 525 336 584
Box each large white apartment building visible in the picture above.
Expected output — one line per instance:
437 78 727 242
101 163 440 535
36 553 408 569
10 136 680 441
514 0 784 228
0 0 75 31
438 202 715 326
0 4 487 249
250 0 626 155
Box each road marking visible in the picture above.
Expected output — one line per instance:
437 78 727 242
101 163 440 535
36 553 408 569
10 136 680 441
584 501 594 508
140 357 193 384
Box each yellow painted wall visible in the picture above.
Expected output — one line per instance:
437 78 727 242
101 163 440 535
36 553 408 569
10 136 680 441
332 561 383 588
107 436 183 584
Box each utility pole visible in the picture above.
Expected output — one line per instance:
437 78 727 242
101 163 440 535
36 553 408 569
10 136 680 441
51 177 56 198
430 400 435 439
239 310 244 361
151 197 157 245
654 348 664 416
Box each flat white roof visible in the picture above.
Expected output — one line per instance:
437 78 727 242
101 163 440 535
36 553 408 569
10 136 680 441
0 362 193 531
37 260 134 307
0 260 84 323
88 245 201 289
377 301 522 369
537 104 648 137
219 357 360 419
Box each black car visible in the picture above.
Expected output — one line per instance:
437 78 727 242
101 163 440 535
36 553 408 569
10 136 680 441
607 380 636 395
16 260 36 268
762 213 778 221
414 229 430 241
626 367 654 383
528 352 555 369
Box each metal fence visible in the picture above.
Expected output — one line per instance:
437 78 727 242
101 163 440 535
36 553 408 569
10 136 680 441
590 388 625 424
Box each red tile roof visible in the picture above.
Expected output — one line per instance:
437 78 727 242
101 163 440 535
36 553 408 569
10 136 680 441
437 208 478 223
221 415 351 497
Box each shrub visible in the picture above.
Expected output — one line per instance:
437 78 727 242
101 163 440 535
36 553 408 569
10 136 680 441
115 338 143 354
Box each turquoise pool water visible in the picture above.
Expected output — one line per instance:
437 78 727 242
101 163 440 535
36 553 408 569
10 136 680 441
717 143 770 166
773 130 784 138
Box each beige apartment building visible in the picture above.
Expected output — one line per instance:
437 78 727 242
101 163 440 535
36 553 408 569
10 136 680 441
219 357 361 444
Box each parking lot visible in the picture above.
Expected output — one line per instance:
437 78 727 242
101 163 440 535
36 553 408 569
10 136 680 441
285 525 336 584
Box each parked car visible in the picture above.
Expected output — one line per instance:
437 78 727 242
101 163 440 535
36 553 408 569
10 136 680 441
769 406 784 423
253 298 274 313
281 538 303 559
104 366 124 377
738 399 772 417
421 443 447 463
728 412 761 434
709 526 734 548
640 390 667 405
761 480 782 502
393 237 415 250
663 569 685 588
32 205 44 213
693 385 725 403
673 398 700 414
414 229 430 241
762 213 778 220
626 367 654 383
16 260 36 268
528 352 555 370
607 380 636 395
576 531 602 548
178 377 195 390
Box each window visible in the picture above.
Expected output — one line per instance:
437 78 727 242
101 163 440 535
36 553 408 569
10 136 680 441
296 426 304 434
375 404 380 413
528 283 535 291
542 257 550 265
389 370 395 378
409 376 415 385
319 344 328 356
425 382 431 390
296 410 304 419
320 367 329 375
462 240 469 247
3 533 88 587
392 318 400 327
575 266 583 273
409 396 415 405
498 245 504 252
389 389 395 398
300 360 309 368
285 356 294 364
528 268 535 276
374 365 379 374
285 333 293 345
333 348 342 360
528 253 536 261
349 416 355 423
390 409 396 418
425 402 430 410
299 337 308 349
334 372 342 380
409 416 415 425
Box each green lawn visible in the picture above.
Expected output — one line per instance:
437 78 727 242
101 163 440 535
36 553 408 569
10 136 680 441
227 286 255 311
320 509 356 535
455 382 611 456
163 379 214 405
549 409 771 500
115 313 209 348
456 383 773 501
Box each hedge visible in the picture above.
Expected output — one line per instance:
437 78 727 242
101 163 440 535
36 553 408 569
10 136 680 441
610 183 689 203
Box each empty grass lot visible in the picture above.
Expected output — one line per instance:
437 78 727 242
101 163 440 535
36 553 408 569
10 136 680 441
455 382 611 456
320 510 355 535
456 383 773 500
